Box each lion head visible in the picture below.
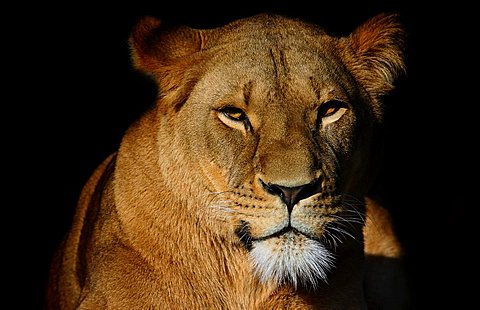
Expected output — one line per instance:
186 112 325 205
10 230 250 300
124 13 405 289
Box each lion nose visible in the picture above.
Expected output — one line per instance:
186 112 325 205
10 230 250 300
261 179 321 213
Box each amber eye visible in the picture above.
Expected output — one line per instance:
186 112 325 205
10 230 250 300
221 106 247 122
318 100 343 117
317 100 348 126
217 106 252 132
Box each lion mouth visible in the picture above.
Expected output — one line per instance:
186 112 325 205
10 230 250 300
254 226 312 242
235 220 319 251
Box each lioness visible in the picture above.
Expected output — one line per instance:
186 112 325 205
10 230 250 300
46 13 409 309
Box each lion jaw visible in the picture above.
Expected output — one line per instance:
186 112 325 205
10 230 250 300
249 230 335 289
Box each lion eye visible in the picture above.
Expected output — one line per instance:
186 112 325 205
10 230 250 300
221 107 247 122
217 106 252 132
317 100 348 126
323 106 338 117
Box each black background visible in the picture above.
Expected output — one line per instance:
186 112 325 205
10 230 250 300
8 1 476 309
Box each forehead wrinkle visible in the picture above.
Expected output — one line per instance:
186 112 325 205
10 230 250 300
242 80 254 105
269 47 289 81
270 46 340 109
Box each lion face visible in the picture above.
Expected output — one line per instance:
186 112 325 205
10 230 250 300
181 40 370 288
129 14 405 288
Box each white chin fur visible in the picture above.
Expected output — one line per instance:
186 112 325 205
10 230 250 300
249 232 334 289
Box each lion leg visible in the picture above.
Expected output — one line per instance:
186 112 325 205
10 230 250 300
363 198 410 309
45 153 117 310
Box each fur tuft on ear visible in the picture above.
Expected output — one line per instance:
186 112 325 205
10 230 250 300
129 16 163 73
342 13 406 101
128 16 207 109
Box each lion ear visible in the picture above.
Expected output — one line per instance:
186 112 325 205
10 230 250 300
344 13 406 99
129 16 206 108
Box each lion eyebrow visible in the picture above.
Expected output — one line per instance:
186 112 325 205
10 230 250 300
309 76 339 102
309 76 324 101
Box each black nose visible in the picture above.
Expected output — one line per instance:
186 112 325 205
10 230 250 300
261 179 321 213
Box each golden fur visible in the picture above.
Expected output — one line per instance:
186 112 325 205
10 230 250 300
46 13 409 309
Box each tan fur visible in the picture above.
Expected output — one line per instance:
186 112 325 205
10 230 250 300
46 13 409 309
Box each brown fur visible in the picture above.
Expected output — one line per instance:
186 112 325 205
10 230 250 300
46 13 409 309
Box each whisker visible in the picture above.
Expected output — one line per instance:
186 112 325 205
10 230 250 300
209 205 236 213
208 190 234 196
327 225 356 241
329 213 365 227
340 209 366 220
340 193 363 203
322 234 333 249
322 230 339 249
207 202 252 218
